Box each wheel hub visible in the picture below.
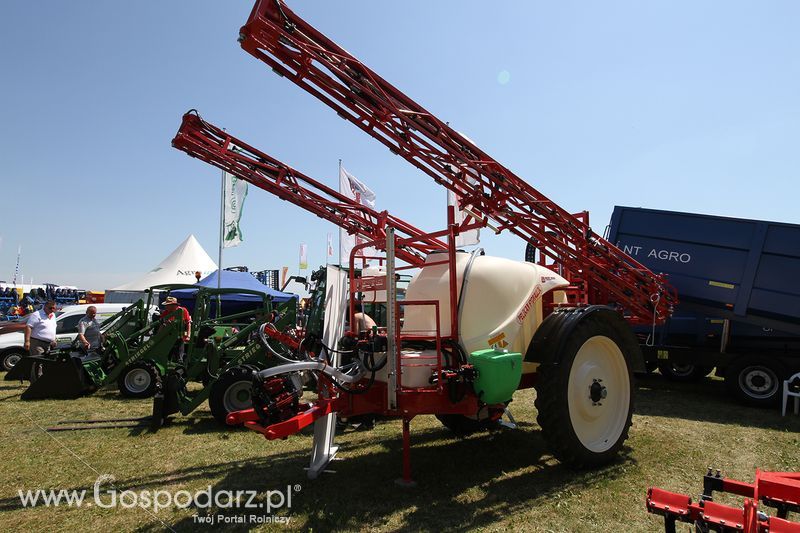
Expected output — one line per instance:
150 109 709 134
567 335 630 453
589 379 607 404
125 369 151 393
223 381 253 413
744 369 773 393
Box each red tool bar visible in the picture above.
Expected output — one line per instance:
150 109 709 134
648 470 800 533
238 0 678 324
172 111 448 268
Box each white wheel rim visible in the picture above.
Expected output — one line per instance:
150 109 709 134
739 366 778 399
567 335 630 453
223 381 252 413
124 368 152 394
6 353 21 369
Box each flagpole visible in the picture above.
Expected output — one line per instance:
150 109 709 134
12 245 21 286
337 158 342 268
217 169 225 316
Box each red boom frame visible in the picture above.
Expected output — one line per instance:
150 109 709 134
237 0 677 324
172 111 448 268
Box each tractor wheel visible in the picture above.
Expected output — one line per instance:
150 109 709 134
437 407 502 437
658 362 714 382
534 310 635 468
209 366 255 425
1 349 25 371
117 362 158 398
725 356 786 407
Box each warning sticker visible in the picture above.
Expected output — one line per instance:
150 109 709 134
488 332 509 349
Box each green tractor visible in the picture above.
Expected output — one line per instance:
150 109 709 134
151 290 300 426
21 293 162 400
20 284 291 402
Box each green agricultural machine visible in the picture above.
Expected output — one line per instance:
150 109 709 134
21 293 160 400
151 292 300 426
20 285 294 405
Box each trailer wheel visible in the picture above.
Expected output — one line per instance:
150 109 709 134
535 311 634 468
209 366 255 425
1 349 25 371
117 362 158 398
725 357 786 407
658 362 714 382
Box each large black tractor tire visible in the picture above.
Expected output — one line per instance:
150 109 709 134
534 309 635 468
725 356 786 407
117 362 158 398
209 366 256 425
658 361 714 382
1 349 25 372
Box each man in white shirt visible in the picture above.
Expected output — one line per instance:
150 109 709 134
24 300 58 356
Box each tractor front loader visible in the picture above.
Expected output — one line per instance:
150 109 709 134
21 297 160 400
21 284 227 400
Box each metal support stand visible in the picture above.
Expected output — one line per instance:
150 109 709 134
395 417 417 488
307 265 347 479
306 410 339 479
386 227 398 411
500 407 517 429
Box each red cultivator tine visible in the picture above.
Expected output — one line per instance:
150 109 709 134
648 470 800 533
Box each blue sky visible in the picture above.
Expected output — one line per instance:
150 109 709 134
1 1 798 290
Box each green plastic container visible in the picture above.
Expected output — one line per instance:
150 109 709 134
468 348 523 404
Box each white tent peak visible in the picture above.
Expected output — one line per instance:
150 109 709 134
111 234 217 291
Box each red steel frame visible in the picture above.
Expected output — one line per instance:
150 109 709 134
237 0 678 325
647 470 800 532
174 112 480 434
172 111 449 269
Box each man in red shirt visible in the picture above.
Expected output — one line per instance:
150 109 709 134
160 296 191 360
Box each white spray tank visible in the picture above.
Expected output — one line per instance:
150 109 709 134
400 251 569 377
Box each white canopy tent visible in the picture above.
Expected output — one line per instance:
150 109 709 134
105 235 217 304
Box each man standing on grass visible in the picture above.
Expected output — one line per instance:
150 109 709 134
160 296 192 362
77 305 104 352
23 300 58 356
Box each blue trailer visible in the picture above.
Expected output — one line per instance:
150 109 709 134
606 206 800 406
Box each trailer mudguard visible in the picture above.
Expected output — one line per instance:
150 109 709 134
525 306 645 373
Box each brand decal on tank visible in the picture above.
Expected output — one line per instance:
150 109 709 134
517 285 542 324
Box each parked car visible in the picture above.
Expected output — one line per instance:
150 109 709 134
0 304 129 371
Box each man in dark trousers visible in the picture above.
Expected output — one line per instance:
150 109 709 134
24 300 58 356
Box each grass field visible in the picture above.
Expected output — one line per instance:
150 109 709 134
0 372 798 532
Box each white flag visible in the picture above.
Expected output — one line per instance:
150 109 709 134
448 189 480 247
299 243 308 270
339 166 378 263
223 171 248 248
326 233 334 258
